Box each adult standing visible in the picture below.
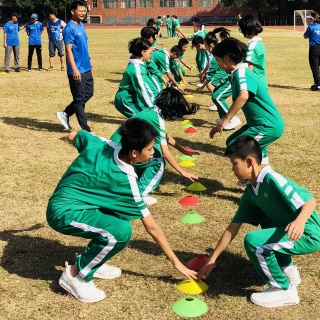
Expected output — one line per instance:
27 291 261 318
25 13 43 71
47 11 66 71
56 0 93 132
304 12 320 91
3 12 25 73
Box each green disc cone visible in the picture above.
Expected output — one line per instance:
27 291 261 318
182 123 194 129
186 182 207 192
172 296 208 318
179 160 195 167
180 211 205 224
179 155 196 162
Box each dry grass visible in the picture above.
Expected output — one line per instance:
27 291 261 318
0 26 320 320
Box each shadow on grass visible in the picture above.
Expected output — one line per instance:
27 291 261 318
268 83 309 91
0 224 262 299
127 239 264 298
160 171 243 204
1 116 66 132
0 114 125 132
104 78 121 83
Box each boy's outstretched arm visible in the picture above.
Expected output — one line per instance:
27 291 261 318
141 215 198 280
197 222 242 280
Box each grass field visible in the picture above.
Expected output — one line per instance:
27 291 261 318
0 26 320 320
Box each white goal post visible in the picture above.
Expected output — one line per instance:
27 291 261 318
294 10 314 32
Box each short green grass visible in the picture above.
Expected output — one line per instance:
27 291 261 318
0 26 319 319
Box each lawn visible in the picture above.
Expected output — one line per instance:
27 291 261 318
0 26 319 319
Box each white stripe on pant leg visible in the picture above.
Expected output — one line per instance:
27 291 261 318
214 84 231 114
70 220 117 279
255 241 294 288
142 158 165 197
254 133 264 142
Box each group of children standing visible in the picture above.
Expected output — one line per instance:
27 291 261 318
47 10 320 310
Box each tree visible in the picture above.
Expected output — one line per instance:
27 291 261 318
12 0 72 18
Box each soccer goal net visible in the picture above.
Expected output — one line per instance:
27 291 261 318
294 10 314 32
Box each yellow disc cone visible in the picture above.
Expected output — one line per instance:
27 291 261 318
186 182 207 191
181 119 192 125
177 279 208 295
179 160 195 167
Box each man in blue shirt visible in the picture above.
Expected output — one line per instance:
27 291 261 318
3 12 25 73
47 12 66 71
25 13 44 71
56 0 93 132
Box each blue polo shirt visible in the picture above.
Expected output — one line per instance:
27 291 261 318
25 21 43 45
304 23 320 46
62 21 91 75
3 21 20 46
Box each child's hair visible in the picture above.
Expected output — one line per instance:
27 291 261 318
194 22 201 30
70 0 86 10
204 31 219 46
212 27 230 40
146 18 156 27
178 38 189 47
191 35 204 46
191 16 200 24
158 16 161 19
238 15 263 36
119 118 159 154
128 38 152 57
140 26 158 42
170 45 183 57
212 37 247 64
225 135 262 164
155 87 199 120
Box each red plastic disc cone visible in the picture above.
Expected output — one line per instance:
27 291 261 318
186 255 209 271
184 147 195 153
185 127 197 134
179 195 200 206
180 211 205 224
172 296 208 318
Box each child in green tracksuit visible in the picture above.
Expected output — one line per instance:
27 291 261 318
200 31 241 130
111 87 199 205
47 118 198 303
198 135 320 308
114 38 157 118
238 15 268 89
209 38 284 165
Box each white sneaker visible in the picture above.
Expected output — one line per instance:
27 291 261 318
59 261 106 303
282 266 301 286
223 116 241 130
250 284 300 308
56 111 72 130
94 264 122 280
208 104 218 111
261 156 269 165
143 196 157 206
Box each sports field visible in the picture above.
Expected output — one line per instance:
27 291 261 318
0 26 320 319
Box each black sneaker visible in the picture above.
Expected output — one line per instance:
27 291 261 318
310 84 320 91
4 70 9 73
14 68 20 72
